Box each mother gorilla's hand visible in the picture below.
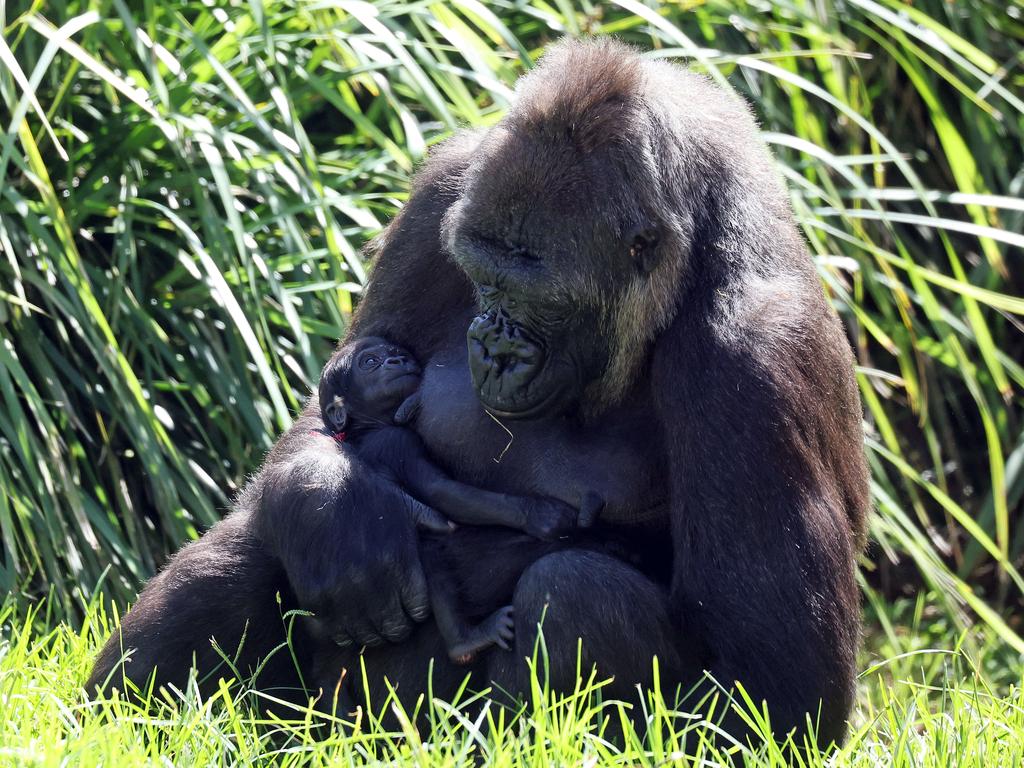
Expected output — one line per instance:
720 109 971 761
255 420 453 648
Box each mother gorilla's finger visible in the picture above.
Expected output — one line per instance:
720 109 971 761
375 591 414 643
398 557 431 624
341 607 384 648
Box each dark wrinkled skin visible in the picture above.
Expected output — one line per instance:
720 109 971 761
87 39 868 752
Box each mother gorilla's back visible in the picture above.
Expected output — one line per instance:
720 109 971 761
89 38 868 748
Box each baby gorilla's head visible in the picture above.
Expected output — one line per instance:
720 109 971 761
319 337 421 434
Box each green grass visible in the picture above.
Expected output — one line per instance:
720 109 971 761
0 596 1021 767
1 0 1023 763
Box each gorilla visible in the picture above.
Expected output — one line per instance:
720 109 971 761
88 38 868 749
316 336 607 665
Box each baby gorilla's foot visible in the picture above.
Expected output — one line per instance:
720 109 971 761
448 605 515 665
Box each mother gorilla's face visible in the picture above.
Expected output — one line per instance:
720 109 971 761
443 119 665 421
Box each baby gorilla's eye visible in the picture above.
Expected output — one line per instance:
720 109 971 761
358 353 382 370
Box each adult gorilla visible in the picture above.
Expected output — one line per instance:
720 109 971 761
89 39 868 747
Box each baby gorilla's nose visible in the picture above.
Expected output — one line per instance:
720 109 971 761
384 351 419 375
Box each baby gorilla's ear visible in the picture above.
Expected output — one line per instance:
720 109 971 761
323 396 349 434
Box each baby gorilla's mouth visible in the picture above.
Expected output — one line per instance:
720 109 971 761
384 369 421 402
389 370 420 381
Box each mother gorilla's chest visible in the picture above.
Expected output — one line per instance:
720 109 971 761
414 344 669 525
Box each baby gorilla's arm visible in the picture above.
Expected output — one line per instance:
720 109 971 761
366 427 601 540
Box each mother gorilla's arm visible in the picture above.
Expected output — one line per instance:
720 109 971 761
86 132 487 700
249 131 489 648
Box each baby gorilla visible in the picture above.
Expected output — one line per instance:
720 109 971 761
318 337 601 663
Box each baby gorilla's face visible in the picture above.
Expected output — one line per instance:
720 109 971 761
349 339 421 416
320 337 421 433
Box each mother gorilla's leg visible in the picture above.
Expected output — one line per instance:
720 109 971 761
317 548 686 719
87 513 314 709
487 550 686 700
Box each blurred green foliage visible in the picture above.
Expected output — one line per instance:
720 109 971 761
0 0 1021 651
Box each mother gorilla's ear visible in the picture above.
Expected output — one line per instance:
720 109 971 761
628 222 661 274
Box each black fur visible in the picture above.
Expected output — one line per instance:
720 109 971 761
88 39 868 750
313 336 599 666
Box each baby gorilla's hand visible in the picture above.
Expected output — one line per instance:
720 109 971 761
523 497 580 541
394 391 422 425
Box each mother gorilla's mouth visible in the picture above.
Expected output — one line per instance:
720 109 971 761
475 369 570 419
467 309 569 419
